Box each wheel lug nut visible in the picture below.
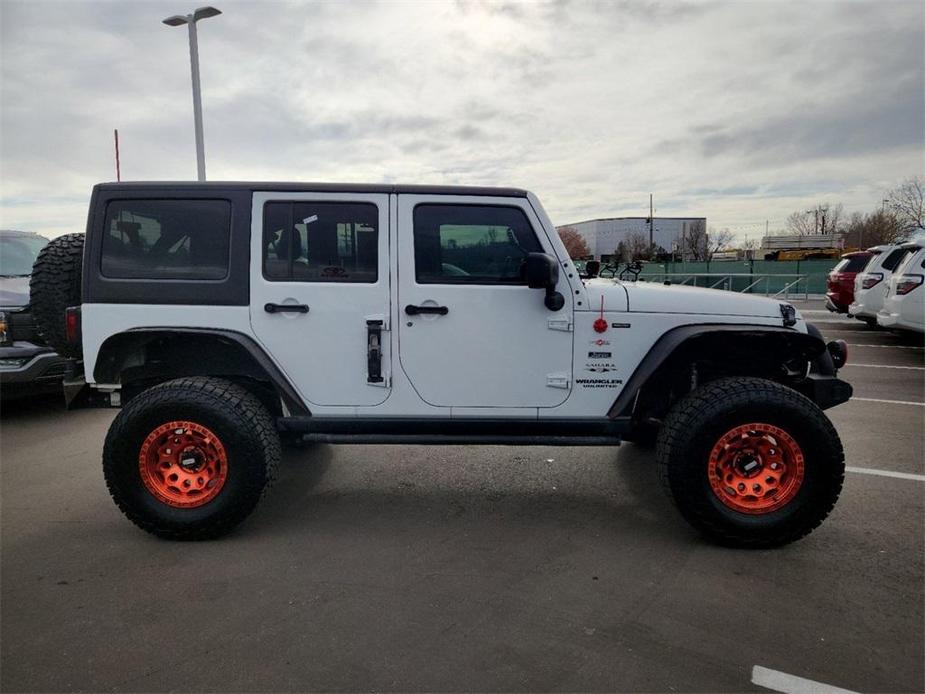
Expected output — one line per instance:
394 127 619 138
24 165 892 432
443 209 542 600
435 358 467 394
737 483 746 492
753 484 761 492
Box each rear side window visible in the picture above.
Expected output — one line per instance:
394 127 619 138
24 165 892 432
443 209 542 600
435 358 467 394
102 199 231 280
263 201 378 283
881 248 910 272
835 255 870 273
413 204 542 284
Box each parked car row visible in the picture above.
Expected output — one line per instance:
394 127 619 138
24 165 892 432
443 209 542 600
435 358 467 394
826 240 924 333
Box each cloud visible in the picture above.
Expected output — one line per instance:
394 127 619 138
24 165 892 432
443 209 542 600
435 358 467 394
0 0 922 240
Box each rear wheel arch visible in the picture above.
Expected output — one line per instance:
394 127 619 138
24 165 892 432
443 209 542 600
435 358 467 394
94 328 309 416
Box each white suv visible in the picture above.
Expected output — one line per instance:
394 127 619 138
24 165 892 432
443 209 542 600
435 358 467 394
850 244 920 325
878 246 925 333
29 182 853 548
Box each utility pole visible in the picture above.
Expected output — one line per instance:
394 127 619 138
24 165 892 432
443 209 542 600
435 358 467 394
648 193 654 248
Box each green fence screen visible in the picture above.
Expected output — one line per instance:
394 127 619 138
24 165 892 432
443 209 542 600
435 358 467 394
629 259 837 295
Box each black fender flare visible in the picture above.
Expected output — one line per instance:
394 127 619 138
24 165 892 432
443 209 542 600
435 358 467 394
94 327 309 416
607 323 825 419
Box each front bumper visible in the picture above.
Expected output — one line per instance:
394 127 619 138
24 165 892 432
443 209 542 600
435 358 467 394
825 294 848 313
796 374 853 410
876 310 899 328
0 343 69 389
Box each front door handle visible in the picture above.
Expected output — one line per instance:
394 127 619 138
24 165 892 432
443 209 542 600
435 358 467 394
404 304 449 316
264 303 309 314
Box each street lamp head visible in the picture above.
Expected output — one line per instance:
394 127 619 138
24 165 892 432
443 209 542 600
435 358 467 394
193 6 222 21
162 14 189 26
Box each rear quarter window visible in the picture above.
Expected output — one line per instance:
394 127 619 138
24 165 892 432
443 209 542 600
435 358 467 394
101 199 231 280
838 255 870 273
880 248 910 272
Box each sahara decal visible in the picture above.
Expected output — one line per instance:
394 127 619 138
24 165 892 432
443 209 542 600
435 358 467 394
585 363 617 373
611 322 631 328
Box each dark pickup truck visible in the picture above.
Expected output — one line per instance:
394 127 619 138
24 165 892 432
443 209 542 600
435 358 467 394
0 230 69 398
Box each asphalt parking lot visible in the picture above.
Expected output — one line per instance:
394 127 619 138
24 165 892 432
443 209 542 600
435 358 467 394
1 299 922 693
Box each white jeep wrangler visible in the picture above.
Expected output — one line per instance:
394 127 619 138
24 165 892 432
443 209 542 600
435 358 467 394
31 182 852 547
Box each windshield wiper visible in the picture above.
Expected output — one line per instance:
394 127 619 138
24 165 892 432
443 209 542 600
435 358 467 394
0 273 31 278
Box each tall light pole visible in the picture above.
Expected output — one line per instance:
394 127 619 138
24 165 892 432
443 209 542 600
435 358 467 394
163 6 221 181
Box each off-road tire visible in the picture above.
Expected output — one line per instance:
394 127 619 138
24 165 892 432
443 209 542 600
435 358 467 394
103 377 280 540
29 232 84 358
656 377 844 548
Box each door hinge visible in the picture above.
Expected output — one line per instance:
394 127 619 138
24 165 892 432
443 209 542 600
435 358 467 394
547 318 573 332
365 315 389 387
546 372 570 389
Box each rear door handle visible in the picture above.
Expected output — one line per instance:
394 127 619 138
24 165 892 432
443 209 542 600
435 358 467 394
404 304 449 316
264 303 309 314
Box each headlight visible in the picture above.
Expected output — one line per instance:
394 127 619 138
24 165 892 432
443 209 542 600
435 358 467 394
0 311 10 346
0 357 26 368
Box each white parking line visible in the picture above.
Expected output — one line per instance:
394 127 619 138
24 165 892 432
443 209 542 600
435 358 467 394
751 665 858 694
846 467 925 482
842 363 925 370
848 343 923 349
851 397 925 406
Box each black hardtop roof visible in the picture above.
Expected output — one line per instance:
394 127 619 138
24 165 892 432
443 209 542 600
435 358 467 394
94 181 529 197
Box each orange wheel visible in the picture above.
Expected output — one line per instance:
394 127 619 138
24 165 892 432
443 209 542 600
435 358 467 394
707 423 805 515
138 420 228 508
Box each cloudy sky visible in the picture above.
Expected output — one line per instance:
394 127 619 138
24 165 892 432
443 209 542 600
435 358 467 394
1 0 922 241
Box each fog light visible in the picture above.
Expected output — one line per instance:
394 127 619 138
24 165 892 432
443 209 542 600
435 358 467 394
0 311 9 346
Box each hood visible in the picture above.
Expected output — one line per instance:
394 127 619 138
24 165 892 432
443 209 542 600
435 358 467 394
0 276 30 308
585 278 787 318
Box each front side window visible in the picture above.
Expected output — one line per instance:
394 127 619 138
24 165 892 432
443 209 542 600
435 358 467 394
101 199 231 280
263 201 378 282
413 204 542 284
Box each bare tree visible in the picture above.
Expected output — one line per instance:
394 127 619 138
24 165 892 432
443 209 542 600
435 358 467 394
887 176 924 233
557 226 591 258
682 220 708 260
843 209 904 249
706 228 735 260
740 237 759 260
624 231 652 260
786 203 845 235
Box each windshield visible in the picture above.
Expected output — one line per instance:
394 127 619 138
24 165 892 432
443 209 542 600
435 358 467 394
0 234 48 276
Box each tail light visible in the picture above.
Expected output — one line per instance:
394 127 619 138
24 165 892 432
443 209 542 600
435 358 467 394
65 306 81 345
895 274 924 295
861 273 883 289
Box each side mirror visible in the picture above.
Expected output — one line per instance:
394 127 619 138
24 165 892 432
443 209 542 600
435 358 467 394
526 252 558 288
525 252 565 311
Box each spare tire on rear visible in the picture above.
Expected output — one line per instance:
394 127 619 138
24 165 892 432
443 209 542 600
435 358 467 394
30 232 84 358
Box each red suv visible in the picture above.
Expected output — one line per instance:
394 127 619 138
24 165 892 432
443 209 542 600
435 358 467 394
826 251 872 313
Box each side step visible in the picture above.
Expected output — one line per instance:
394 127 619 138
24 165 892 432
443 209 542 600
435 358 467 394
279 416 628 446
298 434 622 446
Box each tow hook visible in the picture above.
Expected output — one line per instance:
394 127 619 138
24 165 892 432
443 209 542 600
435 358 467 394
827 340 848 369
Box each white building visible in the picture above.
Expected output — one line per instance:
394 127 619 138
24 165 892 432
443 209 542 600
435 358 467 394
558 216 707 261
